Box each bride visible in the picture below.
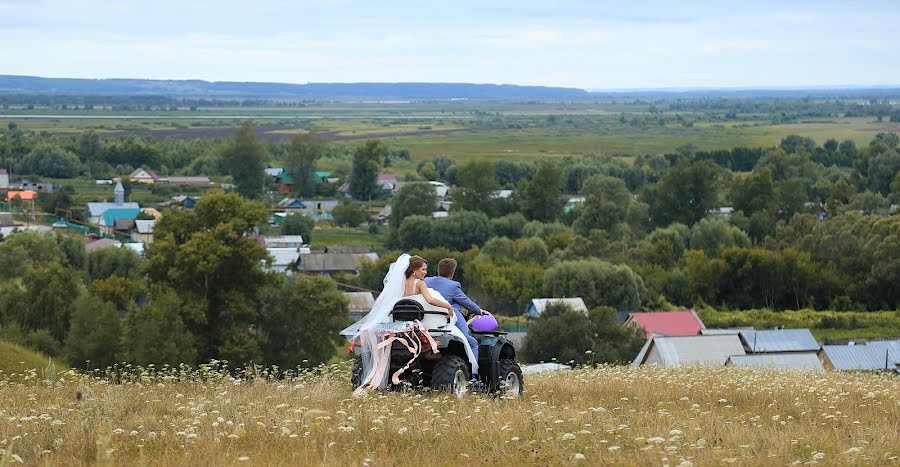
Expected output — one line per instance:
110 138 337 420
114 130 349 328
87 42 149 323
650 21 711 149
343 253 477 392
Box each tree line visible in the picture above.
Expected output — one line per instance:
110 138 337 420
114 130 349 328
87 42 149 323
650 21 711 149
0 191 350 370
344 131 900 316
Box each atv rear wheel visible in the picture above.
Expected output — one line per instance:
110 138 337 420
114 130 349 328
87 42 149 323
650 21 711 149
496 359 523 397
430 355 470 398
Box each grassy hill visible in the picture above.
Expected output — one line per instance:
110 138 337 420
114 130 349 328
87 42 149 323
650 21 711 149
0 339 67 376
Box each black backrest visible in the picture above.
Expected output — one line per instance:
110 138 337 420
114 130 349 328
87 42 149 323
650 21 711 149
391 299 425 321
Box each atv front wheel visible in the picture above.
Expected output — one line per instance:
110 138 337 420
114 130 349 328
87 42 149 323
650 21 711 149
430 355 470 398
496 359 523 397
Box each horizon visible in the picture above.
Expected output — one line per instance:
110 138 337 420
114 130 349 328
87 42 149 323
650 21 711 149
6 74 900 94
3 1 899 89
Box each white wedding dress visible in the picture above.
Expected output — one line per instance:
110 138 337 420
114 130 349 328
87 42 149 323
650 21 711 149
341 254 478 390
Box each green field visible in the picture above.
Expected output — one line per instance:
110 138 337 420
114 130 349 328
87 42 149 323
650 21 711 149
0 339 66 377
309 226 387 250
4 100 896 164
698 309 900 341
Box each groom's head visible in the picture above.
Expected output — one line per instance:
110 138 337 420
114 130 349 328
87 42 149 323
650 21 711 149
437 258 457 279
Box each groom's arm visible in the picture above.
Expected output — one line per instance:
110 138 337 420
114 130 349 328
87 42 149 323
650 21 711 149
451 283 482 314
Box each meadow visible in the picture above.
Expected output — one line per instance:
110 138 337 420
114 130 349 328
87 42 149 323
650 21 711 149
4 99 897 165
698 310 900 342
1 362 897 466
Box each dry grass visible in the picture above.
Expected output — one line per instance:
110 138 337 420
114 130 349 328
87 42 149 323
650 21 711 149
1 363 898 466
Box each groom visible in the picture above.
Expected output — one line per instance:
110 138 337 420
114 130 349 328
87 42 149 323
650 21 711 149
424 258 486 380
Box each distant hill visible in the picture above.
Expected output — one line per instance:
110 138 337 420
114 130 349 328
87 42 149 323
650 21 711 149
0 339 66 375
0 75 590 100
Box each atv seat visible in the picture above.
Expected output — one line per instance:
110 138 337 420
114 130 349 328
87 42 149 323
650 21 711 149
390 295 454 330
470 329 508 335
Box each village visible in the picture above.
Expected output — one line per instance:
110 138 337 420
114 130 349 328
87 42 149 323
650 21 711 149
2 163 896 375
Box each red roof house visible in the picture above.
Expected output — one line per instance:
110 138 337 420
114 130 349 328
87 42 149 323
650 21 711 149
624 310 706 338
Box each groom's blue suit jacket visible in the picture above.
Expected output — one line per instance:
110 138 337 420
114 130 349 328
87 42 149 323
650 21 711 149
423 276 481 314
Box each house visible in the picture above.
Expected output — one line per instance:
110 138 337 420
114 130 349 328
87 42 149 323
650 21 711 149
159 176 211 186
171 195 196 209
432 211 449 219
84 237 120 252
265 167 284 178
526 298 588 319
725 353 824 372
315 171 333 183
491 189 513 199
275 170 333 193
820 343 899 371
737 329 820 353
429 181 449 198
6 190 38 203
276 198 307 211
337 182 352 198
0 168 8 189
16 181 58 193
377 205 392 225
114 218 137 232
294 252 379 276
344 291 376 321
709 207 735 219
564 196 586 213
297 199 339 221
267 248 302 274
633 334 746 367
624 310 706 339
132 220 156 243
99 208 141 233
87 182 140 224
264 235 305 248
129 168 160 184
378 173 398 193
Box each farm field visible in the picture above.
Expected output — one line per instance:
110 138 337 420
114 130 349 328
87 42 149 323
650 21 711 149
3 101 896 163
0 364 897 466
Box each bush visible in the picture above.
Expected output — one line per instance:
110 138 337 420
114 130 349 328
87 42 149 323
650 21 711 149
491 212 527 239
523 306 645 365
332 203 370 227
280 213 314 243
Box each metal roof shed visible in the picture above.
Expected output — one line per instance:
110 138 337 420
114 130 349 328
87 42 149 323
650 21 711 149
739 329 820 353
636 334 746 368
820 345 897 371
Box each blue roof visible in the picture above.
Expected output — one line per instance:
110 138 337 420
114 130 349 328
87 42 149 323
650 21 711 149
739 329 820 353
102 208 141 226
822 344 898 371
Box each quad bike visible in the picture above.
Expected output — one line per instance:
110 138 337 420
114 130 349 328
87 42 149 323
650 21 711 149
349 296 523 398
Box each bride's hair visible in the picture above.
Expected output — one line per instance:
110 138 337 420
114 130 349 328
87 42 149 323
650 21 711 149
405 255 426 278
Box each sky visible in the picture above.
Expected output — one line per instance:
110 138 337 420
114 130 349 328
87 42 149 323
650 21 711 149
2 0 899 90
